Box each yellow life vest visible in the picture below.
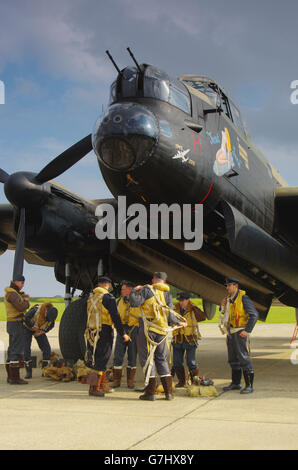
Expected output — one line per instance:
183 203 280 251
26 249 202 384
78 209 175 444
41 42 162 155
32 303 53 331
141 283 170 336
172 302 201 341
229 289 249 328
86 286 113 330
4 287 28 322
85 287 113 366
117 297 141 327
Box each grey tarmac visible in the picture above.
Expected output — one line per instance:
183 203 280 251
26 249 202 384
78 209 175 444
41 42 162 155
0 321 297 450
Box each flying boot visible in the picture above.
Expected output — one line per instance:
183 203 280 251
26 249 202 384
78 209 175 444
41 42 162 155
9 363 28 385
139 377 157 401
223 369 242 391
175 367 186 388
87 371 105 397
127 367 136 389
240 370 254 394
101 371 114 393
6 362 13 384
111 367 122 388
160 375 174 401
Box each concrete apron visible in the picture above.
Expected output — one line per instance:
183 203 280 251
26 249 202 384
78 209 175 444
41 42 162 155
0 322 297 450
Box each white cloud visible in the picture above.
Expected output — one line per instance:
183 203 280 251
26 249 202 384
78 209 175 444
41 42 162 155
0 2 113 83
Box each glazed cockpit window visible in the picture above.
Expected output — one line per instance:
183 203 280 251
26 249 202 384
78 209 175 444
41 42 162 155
144 66 191 114
183 80 221 108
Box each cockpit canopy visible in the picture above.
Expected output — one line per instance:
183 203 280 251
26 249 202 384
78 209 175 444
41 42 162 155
180 75 251 139
109 64 191 115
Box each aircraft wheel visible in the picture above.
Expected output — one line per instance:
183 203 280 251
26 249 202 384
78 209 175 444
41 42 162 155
59 296 87 362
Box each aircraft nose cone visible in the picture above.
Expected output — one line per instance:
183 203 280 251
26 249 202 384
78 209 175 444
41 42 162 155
92 103 158 171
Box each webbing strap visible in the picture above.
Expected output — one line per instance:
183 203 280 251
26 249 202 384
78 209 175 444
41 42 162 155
84 293 104 366
140 286 185 385
218 297 230 335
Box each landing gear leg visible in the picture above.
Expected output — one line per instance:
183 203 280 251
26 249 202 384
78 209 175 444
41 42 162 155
64 262 72 308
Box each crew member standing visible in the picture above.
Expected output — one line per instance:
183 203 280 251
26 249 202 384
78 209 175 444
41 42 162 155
111 281 141 389
4 275 30 385
172 292 206 387
23 302 58 378
85 276 131 397
221 278 258 394
129 271 187 401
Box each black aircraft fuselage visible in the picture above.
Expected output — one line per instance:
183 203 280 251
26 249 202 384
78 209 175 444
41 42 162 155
93 65 275 229
1 61 298 323
90 63 298 317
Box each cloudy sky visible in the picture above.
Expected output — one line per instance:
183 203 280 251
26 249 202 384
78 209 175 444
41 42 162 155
0 0 297 296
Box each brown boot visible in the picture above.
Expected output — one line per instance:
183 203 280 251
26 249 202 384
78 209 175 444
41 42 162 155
87 372 105 397
139 377 157 401
9 363 28 385
101 372 114 393
175 367 186 388
161 375 174 400
127 367 136 389
111 368 122 388
6 363 13 384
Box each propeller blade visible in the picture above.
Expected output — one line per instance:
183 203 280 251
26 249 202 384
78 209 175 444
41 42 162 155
0 168 10 184
35 134 93 184
12 208 26 280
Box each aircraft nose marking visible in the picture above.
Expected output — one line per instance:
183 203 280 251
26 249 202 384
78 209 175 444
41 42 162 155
172 148 191 163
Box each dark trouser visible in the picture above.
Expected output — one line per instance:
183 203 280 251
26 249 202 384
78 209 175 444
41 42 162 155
88 325 114 371
137 318 170 377
227 330 253 371
23 328 51 362
6 321 24 363
172 339 198 371
113 325 139 368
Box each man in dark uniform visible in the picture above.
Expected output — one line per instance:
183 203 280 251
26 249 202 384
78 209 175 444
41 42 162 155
129 271 187 401
4 275 30 385
85 276 131 397
172 292 206 387
111 281 141 389
221 278 259 394
23 302 58 378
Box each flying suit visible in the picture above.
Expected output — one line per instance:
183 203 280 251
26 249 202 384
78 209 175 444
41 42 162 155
172 301 206 385
225 289 258 393
4 282 30 384
112 296 141 388
23 303 58 377
129 283 182 400
85 286 125 396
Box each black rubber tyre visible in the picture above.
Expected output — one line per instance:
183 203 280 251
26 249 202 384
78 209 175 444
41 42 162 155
58 296 88 362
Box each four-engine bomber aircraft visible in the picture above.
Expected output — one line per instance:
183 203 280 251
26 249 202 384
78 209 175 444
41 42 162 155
1 50 298 360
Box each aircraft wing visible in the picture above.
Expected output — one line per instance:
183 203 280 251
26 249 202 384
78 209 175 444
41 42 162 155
274 186 298 247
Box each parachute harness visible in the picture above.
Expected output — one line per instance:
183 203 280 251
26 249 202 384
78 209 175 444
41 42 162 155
140 285 185 386
218 296 251 353
84 293 104 366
